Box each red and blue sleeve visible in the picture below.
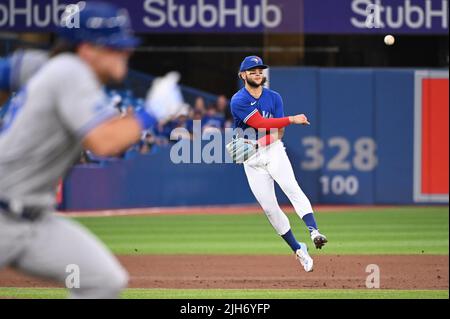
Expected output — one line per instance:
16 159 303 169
246 111 291 129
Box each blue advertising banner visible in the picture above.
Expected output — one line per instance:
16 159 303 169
0 0 447 34
304 0 449 34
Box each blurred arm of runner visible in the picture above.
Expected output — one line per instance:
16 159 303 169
82 115 142 157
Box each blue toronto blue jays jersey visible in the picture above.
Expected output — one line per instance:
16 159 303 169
230 87 284 139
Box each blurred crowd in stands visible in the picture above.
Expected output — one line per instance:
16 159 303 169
79 89 233 165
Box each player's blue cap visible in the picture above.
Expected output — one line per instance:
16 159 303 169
239 56 268 72
0 57 11 91
57 1 140 50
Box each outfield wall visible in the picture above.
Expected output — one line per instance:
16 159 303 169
62 68 449 210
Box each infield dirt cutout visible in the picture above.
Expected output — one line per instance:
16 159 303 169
0 255 447 290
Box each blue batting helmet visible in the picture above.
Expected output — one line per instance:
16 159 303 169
57 1 140 50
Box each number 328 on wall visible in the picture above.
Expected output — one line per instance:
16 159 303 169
301 137 378 172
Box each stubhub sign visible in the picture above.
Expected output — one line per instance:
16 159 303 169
350 0 448 30
0 0 294 32
1 0 448 34
142 0 282 29
305 0 448 34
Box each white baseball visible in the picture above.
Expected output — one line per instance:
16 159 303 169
384 35 395 46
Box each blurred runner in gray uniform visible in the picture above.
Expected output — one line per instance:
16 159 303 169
0 49 49 123
0 1 183 298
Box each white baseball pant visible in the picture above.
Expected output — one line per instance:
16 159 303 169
244 140 313 235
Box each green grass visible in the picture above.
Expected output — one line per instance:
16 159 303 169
72 207 449 255
0 288 447 299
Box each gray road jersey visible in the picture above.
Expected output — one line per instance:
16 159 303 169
0 53 117 207
9 49 50 92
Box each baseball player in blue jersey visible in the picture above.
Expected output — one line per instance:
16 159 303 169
228 56 328 272
0 2 184 298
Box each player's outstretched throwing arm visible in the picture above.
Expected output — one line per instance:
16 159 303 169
246 111 310 129
244 109 310 148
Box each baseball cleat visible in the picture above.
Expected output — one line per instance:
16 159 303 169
310 229 328 249
295 243 314 272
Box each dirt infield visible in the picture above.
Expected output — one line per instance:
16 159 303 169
0 255 447 290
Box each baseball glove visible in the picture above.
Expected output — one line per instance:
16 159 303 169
226 137 258 164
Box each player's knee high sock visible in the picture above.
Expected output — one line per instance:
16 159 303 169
302 212 318 234
281 229 301 252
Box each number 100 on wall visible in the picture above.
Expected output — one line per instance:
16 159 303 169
320 175 359 196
